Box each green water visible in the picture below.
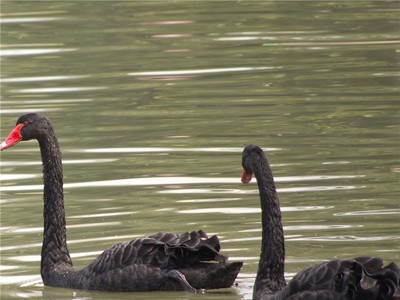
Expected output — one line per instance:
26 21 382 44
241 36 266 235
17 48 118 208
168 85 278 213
1 1 399 299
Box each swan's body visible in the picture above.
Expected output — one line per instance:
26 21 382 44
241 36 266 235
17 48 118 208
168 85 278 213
241 144 399 300
0 113 242 292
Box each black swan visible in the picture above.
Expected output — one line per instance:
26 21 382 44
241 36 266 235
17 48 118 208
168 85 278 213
241 144 399 300
0 113 243 292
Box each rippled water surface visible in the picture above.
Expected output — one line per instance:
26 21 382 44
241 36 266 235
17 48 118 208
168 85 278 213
1 1 399 299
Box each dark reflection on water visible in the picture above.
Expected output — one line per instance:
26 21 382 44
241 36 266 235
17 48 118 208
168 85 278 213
1 1 399 299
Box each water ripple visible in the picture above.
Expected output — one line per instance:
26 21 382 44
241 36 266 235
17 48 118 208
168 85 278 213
288 235 400 242
128 66 278 76
177 206 333 214
0 159 117 167
8 250 104 263
78 147 260 153
0 17 59 24
0 174 38 181
0 175 363 192
0 108 60 114
334 209 400 216
177 198 241 203
0 275 41 285
68 212 136 219
2 222 121 234
0 235 141 252
0 177 236 192
0 265 19 271
1 99 93 105
239 224 362 233
12 87 107 93
2 75 88 83
1 48 76 56
161 185 363 195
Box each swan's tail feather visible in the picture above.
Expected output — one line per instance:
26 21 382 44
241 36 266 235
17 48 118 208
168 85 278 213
357 258 399 300
181 261 243 289
145 230 227 268
88 230 220 271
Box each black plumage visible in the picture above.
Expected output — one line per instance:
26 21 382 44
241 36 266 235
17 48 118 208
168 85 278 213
1 113 242 292
241 144 399 300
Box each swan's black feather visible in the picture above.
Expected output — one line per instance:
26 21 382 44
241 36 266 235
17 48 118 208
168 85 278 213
79 230 240 291
271 257 399 300
86 230 223 274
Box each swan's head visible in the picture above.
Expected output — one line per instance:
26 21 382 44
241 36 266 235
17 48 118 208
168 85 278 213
1 113 52 150
241 144 266 183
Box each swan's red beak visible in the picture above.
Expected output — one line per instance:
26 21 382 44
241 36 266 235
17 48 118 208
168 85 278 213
1 123 23 151
241 169 253 184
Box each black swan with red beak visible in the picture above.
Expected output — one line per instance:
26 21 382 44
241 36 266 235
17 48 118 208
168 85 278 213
241 144 399 300
1 113 243 292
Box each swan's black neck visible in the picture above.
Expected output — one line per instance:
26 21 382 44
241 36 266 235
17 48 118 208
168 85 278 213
252 154 286 297
38 129 73 283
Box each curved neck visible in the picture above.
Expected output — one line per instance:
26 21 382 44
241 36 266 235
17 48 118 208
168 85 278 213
253 156 286 297
38 131 73 280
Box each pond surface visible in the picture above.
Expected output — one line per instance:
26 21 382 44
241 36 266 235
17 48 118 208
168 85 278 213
1 1 399 299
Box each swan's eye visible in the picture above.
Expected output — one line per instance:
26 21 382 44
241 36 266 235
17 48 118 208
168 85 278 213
23 121 29 126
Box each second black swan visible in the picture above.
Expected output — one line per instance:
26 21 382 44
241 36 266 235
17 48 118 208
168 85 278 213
0 113 243 292
241 144 399 300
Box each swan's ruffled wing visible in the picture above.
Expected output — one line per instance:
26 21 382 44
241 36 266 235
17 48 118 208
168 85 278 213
85 230 225 275
271 257 399 300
